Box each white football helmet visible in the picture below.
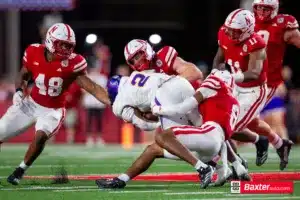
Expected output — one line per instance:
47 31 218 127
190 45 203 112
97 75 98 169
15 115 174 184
253 0 279 22
45 23 76 59
224 9 255 43
211 69 235 93
124 39 155 71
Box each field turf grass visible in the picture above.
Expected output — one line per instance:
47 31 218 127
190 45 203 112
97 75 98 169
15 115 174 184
1 144 300 200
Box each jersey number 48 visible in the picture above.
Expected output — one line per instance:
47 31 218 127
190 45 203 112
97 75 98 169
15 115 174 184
36 74 63 97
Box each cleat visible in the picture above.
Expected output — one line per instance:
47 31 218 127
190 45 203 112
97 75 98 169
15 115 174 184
276 139 293 171
255 136 269 166
231 154 248 180
212 165 233 187
238 154 248 170
231 162 251 181
198 166 213 189
7 167 25 185
95 177 126 189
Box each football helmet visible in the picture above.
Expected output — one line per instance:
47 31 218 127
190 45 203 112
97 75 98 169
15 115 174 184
211 69 235 92
45 23 76 59
253 0 279 22
124 39 155 71
224 9 255 43
107 75 122 104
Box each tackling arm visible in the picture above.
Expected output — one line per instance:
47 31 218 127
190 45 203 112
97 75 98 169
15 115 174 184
233 48 266 83
76 74 111 106
15 67 32 91
152 91 204 116
172 57 203 82
284 29 300 48
212 47 225 69
122 107 159 131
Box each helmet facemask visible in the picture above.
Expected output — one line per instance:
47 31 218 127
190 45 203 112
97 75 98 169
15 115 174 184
52 40 75 60
253 4 274 22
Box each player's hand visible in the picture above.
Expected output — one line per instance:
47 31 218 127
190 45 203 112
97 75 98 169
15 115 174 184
13 91 24 106
152 105 162 116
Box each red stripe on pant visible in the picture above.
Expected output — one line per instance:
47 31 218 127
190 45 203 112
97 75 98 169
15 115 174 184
235 85 266 131
265 86 277 105
171 125 215 135
48 108 66 138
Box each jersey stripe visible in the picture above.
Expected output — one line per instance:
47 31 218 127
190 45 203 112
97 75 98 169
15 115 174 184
167 49 177 66
73 63 87 72
165 47 174 64
73 59 86 70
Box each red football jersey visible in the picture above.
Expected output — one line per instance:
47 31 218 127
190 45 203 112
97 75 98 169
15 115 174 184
198 74 239 139
255 14 299 87
151 46 200 89
218 26 267 87
22 44 87 108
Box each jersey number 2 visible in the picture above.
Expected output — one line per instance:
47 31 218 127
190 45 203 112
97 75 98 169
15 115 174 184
131 73 150 87
36 74 63 97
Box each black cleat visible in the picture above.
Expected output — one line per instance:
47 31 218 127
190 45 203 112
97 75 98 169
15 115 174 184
255 136 269 166
198 166 213 189
276 139 293 171
7 167 25 185
95 177 126 189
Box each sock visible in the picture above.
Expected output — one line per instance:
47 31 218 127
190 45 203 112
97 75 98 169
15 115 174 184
254 134 259 143
118 174 130 182
19 161 29 170
271 135 283 149
194 160 208 170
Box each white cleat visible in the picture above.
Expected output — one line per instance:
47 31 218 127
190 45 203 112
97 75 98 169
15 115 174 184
213 164 233 186
232 161 251 181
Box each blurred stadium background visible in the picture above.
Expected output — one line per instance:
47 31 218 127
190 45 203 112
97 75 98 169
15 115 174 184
0 0 299 147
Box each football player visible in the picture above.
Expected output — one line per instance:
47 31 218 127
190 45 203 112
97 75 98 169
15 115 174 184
124 39 202 88
0 23 110 185
213 9 293 170
96 68 238 189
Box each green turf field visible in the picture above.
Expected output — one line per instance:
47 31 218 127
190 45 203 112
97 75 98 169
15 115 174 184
0 144 300 200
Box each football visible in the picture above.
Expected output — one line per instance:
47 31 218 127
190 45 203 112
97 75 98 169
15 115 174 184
134 108 159 122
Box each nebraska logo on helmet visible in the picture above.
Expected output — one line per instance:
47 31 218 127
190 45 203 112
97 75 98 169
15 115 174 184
45 23 76 60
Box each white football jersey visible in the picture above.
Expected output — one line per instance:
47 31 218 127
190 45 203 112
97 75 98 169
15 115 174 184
112 71 173 117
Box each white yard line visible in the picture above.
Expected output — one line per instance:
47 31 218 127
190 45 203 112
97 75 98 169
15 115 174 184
164 191 226 195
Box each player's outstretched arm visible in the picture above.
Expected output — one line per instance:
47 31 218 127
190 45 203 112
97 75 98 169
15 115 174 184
212 47 225 70
152 91 204 116
233 48 266 83
15 67 32 90
284 29 300 48
76 74 111 106
173 57 203 82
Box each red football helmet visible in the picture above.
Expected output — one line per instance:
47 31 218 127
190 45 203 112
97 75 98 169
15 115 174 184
253 0 279 22
124 39 155 71
45 23 76 60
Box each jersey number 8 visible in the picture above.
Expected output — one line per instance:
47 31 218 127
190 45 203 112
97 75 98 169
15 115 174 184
36 74 63 97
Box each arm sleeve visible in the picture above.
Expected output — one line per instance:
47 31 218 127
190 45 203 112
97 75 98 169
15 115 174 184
152 96 199 116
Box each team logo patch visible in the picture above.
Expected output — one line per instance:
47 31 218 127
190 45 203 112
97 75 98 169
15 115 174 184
243 44 248 52
61 60 69 67
277 17 284 24
156 59 163 67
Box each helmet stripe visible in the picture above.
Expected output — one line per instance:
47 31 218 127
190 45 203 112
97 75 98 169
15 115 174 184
64 24 71 41
229 9 244 25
